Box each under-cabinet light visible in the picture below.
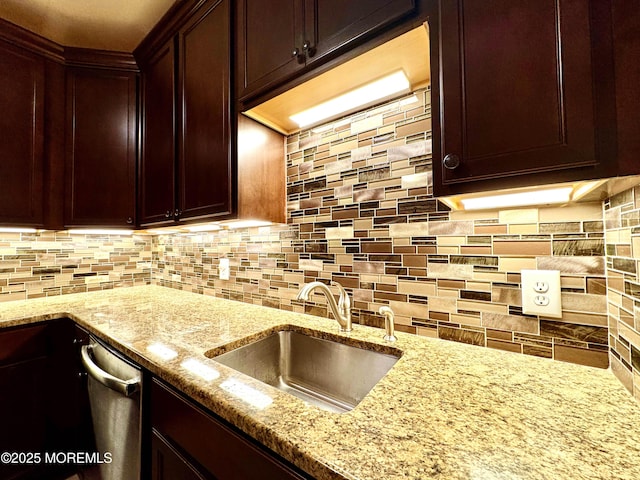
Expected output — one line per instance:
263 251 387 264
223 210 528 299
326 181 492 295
185 224 222 233
460 187 573 210
222 220 272 229
68 229 133 235
290 70 411 128
146 229 182 235
440 180 605 211
0 227 37 233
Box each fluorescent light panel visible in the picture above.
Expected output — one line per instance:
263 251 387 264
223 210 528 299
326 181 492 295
445 180 605 211
68 229 133 235
290 70 411 128
185 224 222 233
0 227 37 233
460 187 573 211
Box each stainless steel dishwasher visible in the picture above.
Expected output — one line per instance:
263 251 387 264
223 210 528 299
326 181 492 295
80 336 142 480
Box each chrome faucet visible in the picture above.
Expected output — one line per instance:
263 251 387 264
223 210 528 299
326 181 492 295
296 281 352 332
379 306 396 342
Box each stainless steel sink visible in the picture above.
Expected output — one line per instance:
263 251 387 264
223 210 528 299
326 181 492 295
208 329 400 413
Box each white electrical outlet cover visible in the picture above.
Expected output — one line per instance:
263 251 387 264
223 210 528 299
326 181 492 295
219 258 230 280
521 269 562 318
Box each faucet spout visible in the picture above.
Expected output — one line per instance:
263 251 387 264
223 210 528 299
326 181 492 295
295 281 352 332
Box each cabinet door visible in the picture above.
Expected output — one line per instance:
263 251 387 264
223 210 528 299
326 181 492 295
178 0 233 221
140 39 177 226
151 430 209 480
151 379 310 480
237 0 305 100
0 40 44 227
612 0 640 175
306 0 416 63
0 320 89 480
65 68 137 227
433 0 604 196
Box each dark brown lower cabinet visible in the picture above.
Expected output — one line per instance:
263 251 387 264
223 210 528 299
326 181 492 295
0 320 91 480
151 430 209 480
151 379 312 480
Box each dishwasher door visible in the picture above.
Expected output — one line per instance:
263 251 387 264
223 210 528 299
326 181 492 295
80 336 142 480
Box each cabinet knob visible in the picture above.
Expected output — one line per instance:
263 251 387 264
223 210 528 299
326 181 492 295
165 210 172 218
292 48 299 57
303 41 315 58
174 209 181 219
443 154 461 170
126 217 133 224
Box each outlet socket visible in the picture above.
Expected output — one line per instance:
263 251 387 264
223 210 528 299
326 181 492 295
219 258 230 280
521 269 562 318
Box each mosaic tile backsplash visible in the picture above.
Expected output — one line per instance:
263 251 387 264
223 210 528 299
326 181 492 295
604 187 640 401
0 231 152 301
0 88 638 403
153 90 614 372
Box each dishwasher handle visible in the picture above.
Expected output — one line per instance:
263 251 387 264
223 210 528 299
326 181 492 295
80 345 140 397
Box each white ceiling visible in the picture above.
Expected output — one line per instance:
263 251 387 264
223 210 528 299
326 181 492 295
0 0 177 51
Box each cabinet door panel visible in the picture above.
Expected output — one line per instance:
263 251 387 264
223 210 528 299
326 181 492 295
140 40 177 226
151 430 209 480
612 0 640 175
178 0 233 220
65 69 137 227
0 321 89 480
151 379 309 480
0 41 44 226
435 0 600 194
307 0 416 62
237 0 304 99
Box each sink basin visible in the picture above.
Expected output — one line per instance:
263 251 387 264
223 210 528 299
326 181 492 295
208 328 400 413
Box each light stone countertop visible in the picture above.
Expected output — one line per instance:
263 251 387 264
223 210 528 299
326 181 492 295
1 285 639 480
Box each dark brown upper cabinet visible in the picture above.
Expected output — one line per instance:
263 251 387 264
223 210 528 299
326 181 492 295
236 0 417 102
138 0 232 227
431 0 618 196
139 38 177 226
177 0 232 222
65 66 137 228
612 0 640 175
0 38 45 227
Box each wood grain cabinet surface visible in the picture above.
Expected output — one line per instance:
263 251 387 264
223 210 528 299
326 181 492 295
150 378 311 480
431 0 620 196
0 39 45 227
138 0 232 227
0 320 91 480
65 67 137 227
139 38 177 226
236 0 417 101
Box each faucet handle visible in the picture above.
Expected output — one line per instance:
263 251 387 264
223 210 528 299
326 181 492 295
379 306 397 342
331 281 351 311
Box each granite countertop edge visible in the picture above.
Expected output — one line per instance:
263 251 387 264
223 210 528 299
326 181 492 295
1 285 639 480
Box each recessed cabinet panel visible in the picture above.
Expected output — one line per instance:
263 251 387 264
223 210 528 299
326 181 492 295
0 321 90 480
151 379 309 480
0 40 44 226
239 0 304 98
140 40 177 226
178 0 232 220
434 0 604 195
612 0 640 175
65 68 137 227
308 0 416 61
237 0 417 101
